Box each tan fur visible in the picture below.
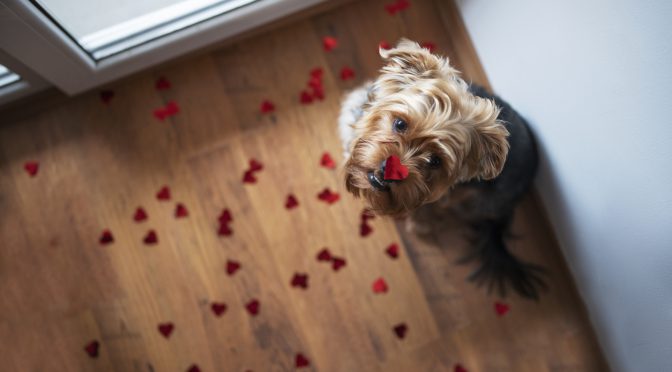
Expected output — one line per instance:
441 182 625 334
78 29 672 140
343 39 509 217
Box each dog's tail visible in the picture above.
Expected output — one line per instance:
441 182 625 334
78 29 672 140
459 214 546 300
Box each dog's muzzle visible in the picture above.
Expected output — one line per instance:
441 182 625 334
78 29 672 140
367 160 391 191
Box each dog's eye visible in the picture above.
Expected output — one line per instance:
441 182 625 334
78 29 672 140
428 154 442 168
393 118 408 133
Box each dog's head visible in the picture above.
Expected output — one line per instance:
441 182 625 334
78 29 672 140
344 39 509 217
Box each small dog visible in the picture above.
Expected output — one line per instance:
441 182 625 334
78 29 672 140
339 39 545 299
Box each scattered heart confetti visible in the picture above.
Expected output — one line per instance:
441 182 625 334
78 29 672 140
84 340 99 358
420 41 437 53
156 186 171 201
295 353 310 368
310 67 323 79
144 230 158 245
494 301 510 316
285 194 299 209
155 76 171 91
360 222 373 237
245 299 260 316
385 0 410 15
372 277 389 294
260 100 275 114
100 90 114 105
320 152 336 169
218 223 233 236
308 76 323 90
24 161 39 177
393 323 407 339
454 364 468 372
317 188 340 204
242 170 257 184
322 36 338 52
175 203 189 218
249 159 263 172
311 85 325 101
153 101 180 120
291 273 309 289
385 243 400 259
226 260 241 275
361 209 375 222
379 40 392 50
133 207 148 222
383 155 409 180
317 248 332 262
211 302 227 317
300 90 314 104
340 66 355 81
187 365 201 372
99 230 114 245
218 209 233 224
332 256 347 271
158 323 174 338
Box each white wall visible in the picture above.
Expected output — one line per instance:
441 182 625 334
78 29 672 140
455 0 672 370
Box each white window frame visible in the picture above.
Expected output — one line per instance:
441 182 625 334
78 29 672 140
0 0 326 98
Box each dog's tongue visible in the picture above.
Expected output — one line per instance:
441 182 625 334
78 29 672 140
383 155 409 181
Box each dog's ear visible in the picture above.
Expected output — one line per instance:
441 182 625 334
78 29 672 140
463 97 509 180
380 39 441 74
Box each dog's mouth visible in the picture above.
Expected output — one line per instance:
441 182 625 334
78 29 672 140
367 171 390 191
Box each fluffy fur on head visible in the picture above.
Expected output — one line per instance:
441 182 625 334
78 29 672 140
342 39 509 217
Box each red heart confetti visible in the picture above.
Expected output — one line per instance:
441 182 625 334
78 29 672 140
153 101 180 120
290 273 309 289
144 230 158 245
187 365 200 372
300 90 314 104
158 323 174 338
372 277 389 294
320 152 336 169
379 40 392 50
454 364 468 372
156 186 171 201
317 188 340 204
311 85 325 101
100 90 114 105
295 353 310 368
175 203 189 218
218 209 233 224
332 256 347 271
494 301 510 316
285 194 299 209
383 155 409 180
133 207 148 222
393 323 408 339
361 209 375 222
242 170 257 184
317 248 332 262
385 0 410 15
211 302 227 317
249 159 264 172
308 76 323 90
310 67 323 79
385 243 400 259
245 299 260 316
226 260 241 275
360 222 373 237
322 36 338 52
260 100 275 114
24 161 39 177
84 340 99 358
340 66 355 81
420 41 437 53
99 230 114 245
155 76 171 90
218 223 233 237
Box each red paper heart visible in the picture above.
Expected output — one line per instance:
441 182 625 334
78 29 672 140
187 365 200 372
295 353 310 368
144 230 158 245
372 277 389 294
360 222 373 237
393 323 407 339
156 186 171 201
332 257 347 271
84 340 99 358
311 85 325 101
379 40 392 50
218 223 233 236
317 188 340 204
322 36 338 51
290 273 309 289
211 302 227 317
260 100 275 114
218 209 233 224
310 67 323 79
385 243 399 259
175 203 188 218
242 170 257 184
385 0 410 15
361 209 375 222
454 364 468 372
24 161 39 177
383 155 409 180
155 76 171 90
249 159 264 172
245 299 260 316
100 90 114 104
308 76 323 90
420 41 436 53
300 90 313 104
226 260 241 275
153 101 180 120
285 194 299 209
494 301 510 316
133 207 148 222
340 66 355 81
158 323 174 338
320 152 336 169
99 230 114 245
317 248 332 262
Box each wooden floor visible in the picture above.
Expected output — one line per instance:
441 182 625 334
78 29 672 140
0 0 607 371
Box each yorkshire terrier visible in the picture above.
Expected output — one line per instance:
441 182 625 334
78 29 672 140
339 39 545 299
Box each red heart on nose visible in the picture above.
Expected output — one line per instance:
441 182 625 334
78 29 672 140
84 340 99 358
372 277 389 294
158 323 174 338
295 353 310 368
494 301 510 316
211 302 227 317
383 155 409 180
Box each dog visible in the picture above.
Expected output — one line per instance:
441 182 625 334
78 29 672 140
339 39 545 299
